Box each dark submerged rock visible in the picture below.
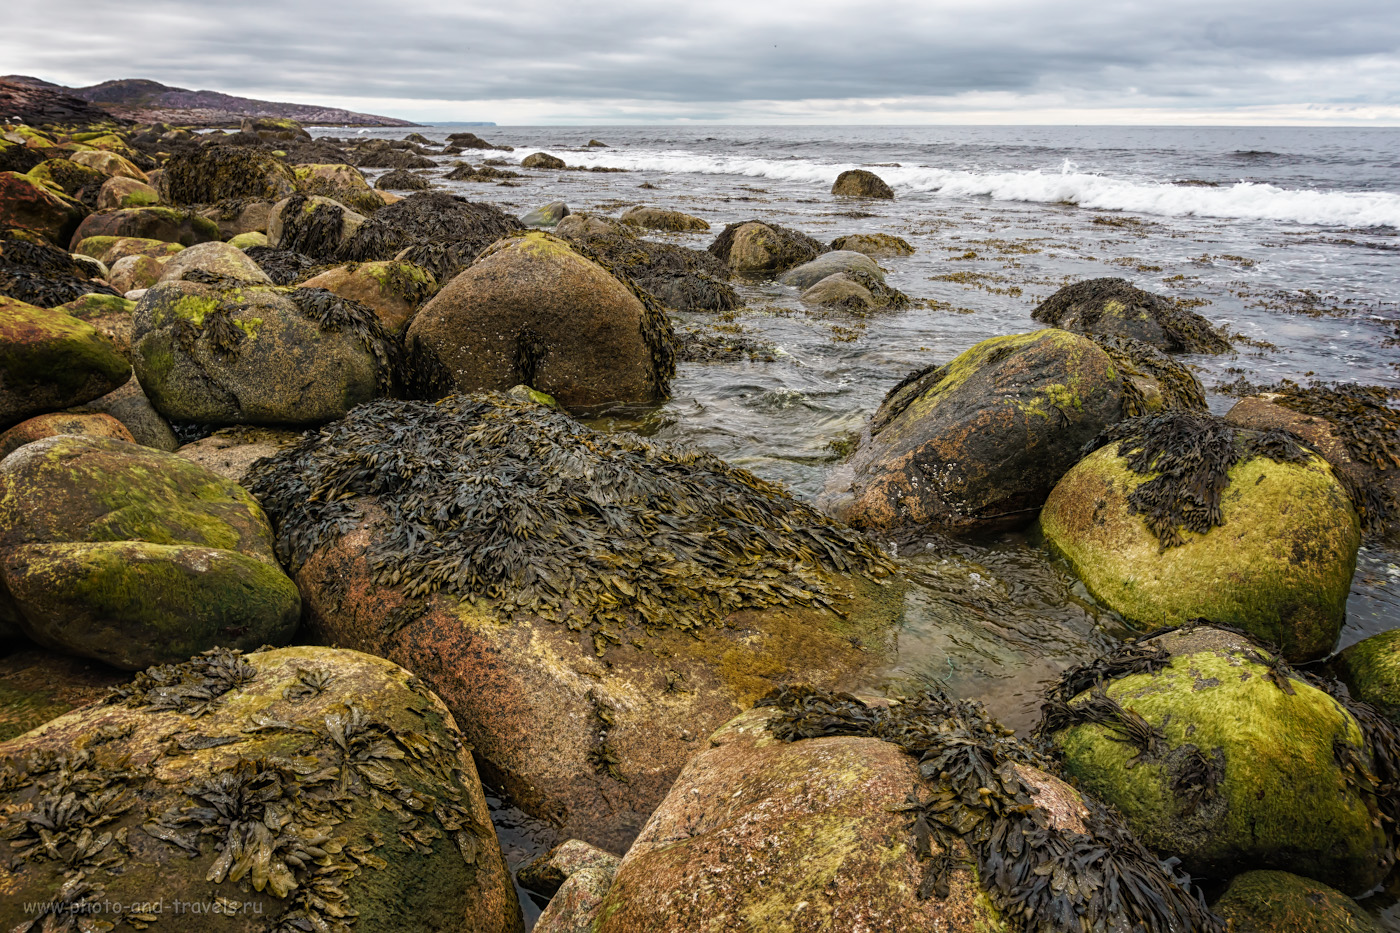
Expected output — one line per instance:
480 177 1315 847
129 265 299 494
831 169 895 199
1031 277 1231 354
708 220 826 276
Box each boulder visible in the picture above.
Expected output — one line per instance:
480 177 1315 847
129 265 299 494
374 168 432 191
70 374 179 451
299 259 437 333
831 169 894 198
0 170 87 244
107 253 165 292
228 230 269 249
294 162 384 215
520 200 570 227
337 191 524 281
96 174 159 209
132 281 398 426
0 435 301 669
0 649 126 742
1032 277 1231 354
73 234 183 265
557 214 737 313
0 410 132 458
70 148 147 181
267 194 368 261
444 163 522 183
160 145 298 205
586 690 1219 933
779 249 885 290
0 295 129 428
155 239 274 285
240 115 312 140
1225 384 1399 541
54 292 135 354
244 244 321 285
823 329 1139 535
829 232 915 257
447 132 511 151
1040 626 1391 894
1335 630 1400 725
246 396 904 852
176 426 304 485
519 839 619 899
0 645 522 933
1213 871 1381 933
25 159 106 199
619 206 709 232
406 231 674 412
353 147 436 170
587 139 608 148
1040 411 1359 661
708 220 825 276
799 270 908 311
522 152 566 169
69 207 220 250
198 198 274 238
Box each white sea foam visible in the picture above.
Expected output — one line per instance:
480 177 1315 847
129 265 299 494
510 148 1400 228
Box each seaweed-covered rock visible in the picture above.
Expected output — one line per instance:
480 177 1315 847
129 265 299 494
708 220 826 276
406 231 674 411
521 152 566 169
1335 629 1400 725
1040 411 1359 661
619 206 709 232
336 191 524 280
246 396 903 852
0 435 300 668
131 281 399 426
780 249 886 290
374 168 432 192
520 200 570 227
1213 871 1381 933
294 162 385 215
0 645 522 933
0 649 126 742
800 269 909 311
156 239 273 285
831 169 894 198
300 260 437 333
448 132 511 150
243 244 322 285
0 410 132 458
444 163 522 182
0 295 129 428
96 174 158 209
353 147 436 170
69 374 179 451
1040 627 1392 894
69 206 220 250
198 197 274 239
0 231 120 308
26 159 107 199
160 145 298 205
1089 333 1208 413
587 690 1220 933
557 213 737 313
1225 384 1400 541
823 330 1140 535
267 194 368 261
830 232 914 257
1031 278 1231 354
0 170 88 244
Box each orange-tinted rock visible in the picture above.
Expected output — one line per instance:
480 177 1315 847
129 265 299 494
0 411 132 459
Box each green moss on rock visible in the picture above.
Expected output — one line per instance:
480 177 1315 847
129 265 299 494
1214 871 1380 933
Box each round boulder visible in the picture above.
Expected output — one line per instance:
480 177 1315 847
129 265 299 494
70 148 148 181
522 152 566 169
619 206 709 232
1040 411 1359 661
779 249 885 290
0 170 87 244
829 232 915 257
267 194 369 261
73 235 184 265
0 410 132 459
1032 277 1231 354
107 253 164 293
1335 629 1400 725
160 145 298 205
96 175 158 210
0 645 521 933
294 162 385 214
0 435 301 669
1213 871 1381 933
831 169 894 199
69 207 220 250
69 374 179 451
1040 626 1391 894
406 231 675 411
0 295 130 429
155 239 273 285
299 259 437 332
708 220 826 276
520 200 570 228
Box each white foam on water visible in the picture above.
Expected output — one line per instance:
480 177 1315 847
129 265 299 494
508 148 1400 228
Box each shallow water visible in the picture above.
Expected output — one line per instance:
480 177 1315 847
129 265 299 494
325 124 1400 909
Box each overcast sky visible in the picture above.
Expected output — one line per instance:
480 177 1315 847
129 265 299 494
5 0 1399 124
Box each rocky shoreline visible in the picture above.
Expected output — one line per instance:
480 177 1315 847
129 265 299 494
1 113 1398 932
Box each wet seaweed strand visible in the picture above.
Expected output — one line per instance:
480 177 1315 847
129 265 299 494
757 686 1223 933
246 396 894 650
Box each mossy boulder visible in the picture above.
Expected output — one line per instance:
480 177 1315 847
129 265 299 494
70 148 148 181
1041 627 1391 894
160 145 298 205
708 219 826 276
0 645 522 933
1032 277 1231 354
823 329 1139 535
520 200 570 227
0 649 126 742
406 231 675 412
832 169 894 199
156 239 273 285
521 152 566 169
1335 629 1400 725
54 291 136 354
246 396 904 852
619 206 709 232
1213 871 1380 933
96 174 159 209
0 435 301 668
108 253 166 293
1040 411 1359 661
26 158 107 198
74 234 184 265
0 170 88 244
268 194 368 261
228 230 269 250
300 260 437 333
294 163 384 215
0 410 132 458
69 374 179 451
374 168 432 192
0 295 130 428
829 232 914 257
69 206 220 250
132 280 394 426
779 249 886 289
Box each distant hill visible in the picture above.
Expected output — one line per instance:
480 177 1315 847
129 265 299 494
0 77 133 126
2 75 417 127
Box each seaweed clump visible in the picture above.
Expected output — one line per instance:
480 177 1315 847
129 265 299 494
336 191 524 279
285 286 406 394
247 395 894 647
558 215 738 313
1032 278 1231 354
1083 411 1316 549
161 145 295 205
244 245 323 285
1088 334 1207 414
0 231 119 308
275 193 347 260
757 686 1223 933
